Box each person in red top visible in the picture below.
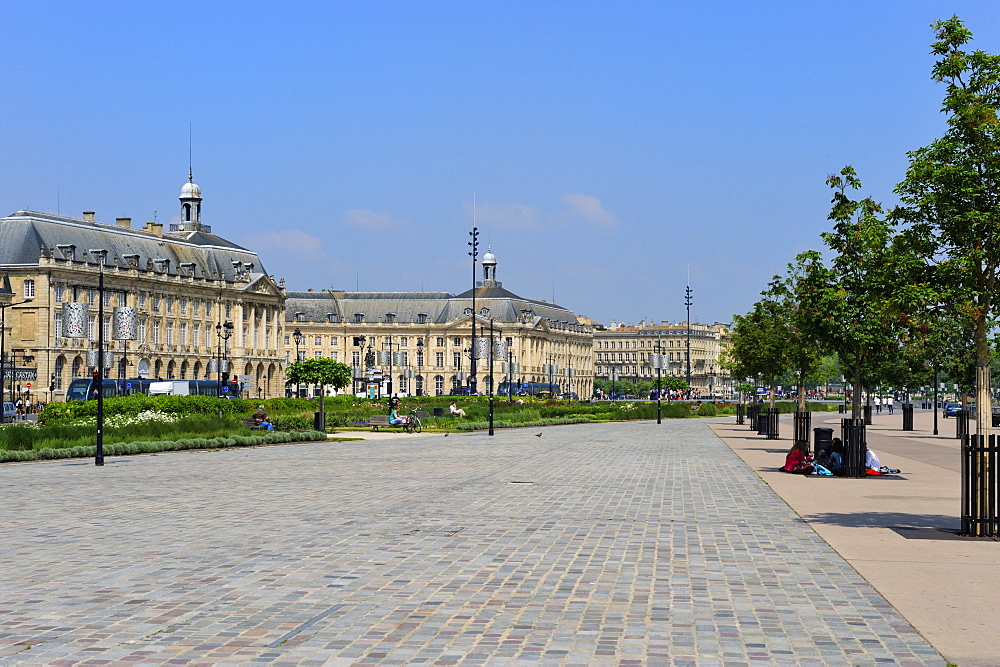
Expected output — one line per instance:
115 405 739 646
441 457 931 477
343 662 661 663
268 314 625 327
781 441 815 474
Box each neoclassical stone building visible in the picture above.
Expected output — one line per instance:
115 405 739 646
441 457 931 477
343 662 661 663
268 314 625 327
593 321 731 396
0 174 286 402
283 250 594 398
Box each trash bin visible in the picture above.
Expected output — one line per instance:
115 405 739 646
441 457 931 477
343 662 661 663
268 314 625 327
838 404 846 414
314 411 324 431
813 427 834 457
433 407 444 417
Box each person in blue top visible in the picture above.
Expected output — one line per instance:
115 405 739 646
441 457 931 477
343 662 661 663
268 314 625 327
389 408 404 425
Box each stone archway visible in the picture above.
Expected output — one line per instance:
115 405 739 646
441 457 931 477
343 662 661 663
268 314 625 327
137 359 150 379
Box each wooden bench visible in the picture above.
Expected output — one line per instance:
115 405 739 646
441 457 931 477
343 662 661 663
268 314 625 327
413 410 431 420
367 415 393 430
239 417 269 430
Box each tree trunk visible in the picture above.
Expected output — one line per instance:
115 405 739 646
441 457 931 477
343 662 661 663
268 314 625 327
798 367 807 412
851 363 863 420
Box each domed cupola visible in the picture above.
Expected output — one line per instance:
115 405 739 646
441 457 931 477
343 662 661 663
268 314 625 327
178 168 204 232
481 247 500 286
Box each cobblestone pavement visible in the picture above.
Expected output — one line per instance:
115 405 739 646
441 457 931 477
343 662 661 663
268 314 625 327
0 420 943 665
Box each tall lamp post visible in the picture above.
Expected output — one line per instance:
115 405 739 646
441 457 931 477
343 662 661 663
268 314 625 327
609 365 619 401
415 338 424 396
87 249 110 466
468 225 479 394
215 321 233 397
685 284 693 390
292 327 304 397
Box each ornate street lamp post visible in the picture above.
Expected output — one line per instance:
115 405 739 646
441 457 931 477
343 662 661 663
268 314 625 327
292 327 304 397
215 321 233 397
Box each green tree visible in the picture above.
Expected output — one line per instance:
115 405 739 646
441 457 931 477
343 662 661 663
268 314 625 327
729 298 789 409
764 251 827 411
285 357 352 428
895 16 1000 434
808 167 903 418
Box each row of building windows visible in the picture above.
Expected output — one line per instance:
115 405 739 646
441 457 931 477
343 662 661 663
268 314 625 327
596 338 698 349
596 351 691 363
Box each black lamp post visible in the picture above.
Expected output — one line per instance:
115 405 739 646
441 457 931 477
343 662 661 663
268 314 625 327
416 338 424 396
685 284 693 390
292 327 304 397
87 249 109 466
653 341 663 424
215 320 233 397
468 225 479 394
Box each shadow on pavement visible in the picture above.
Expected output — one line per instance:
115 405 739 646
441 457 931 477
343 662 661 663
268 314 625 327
804 510 959 531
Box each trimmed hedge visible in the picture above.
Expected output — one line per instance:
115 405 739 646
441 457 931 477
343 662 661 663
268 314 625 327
0 429 326 464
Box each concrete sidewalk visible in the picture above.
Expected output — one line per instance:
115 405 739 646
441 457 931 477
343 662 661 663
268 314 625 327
710 407 1000 665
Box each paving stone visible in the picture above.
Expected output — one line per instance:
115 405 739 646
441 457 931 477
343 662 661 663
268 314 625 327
0 421 944 664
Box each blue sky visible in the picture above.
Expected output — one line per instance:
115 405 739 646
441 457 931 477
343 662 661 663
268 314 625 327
3 1 998 326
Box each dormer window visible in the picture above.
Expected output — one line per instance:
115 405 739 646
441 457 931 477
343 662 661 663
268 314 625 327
327 313 338 323
464 308 473 315
56 244 76 260
295 312 306 322
354 313 365 323
385 312 396 323
417 313 428 324
480 307 489 316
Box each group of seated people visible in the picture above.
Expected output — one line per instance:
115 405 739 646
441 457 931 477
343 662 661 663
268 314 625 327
781 438 899 476
251 405 275 430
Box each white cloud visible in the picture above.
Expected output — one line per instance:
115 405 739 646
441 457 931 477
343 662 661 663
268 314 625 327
559 193 618 230
464 201 540 230
343 208 410 230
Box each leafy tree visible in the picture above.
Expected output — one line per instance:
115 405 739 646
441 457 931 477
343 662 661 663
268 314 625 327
764 251 828 411
806 167 904 418
895 16 1000 434
285 357 352 428
729 297 789 409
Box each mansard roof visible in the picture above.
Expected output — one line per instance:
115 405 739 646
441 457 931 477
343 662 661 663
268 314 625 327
0 210 267 283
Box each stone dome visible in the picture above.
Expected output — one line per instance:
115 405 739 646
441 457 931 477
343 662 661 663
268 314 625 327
180 180 202 200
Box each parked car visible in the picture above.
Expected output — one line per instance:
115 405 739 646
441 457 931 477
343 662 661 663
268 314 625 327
2 402 15 423
943 402 963 418
561 392 579 400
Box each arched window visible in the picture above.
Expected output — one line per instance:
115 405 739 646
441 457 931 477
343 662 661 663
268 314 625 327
183 203 191 221
71 356 82 378
180 361 188 379
415 375 424 396
434 375 444 395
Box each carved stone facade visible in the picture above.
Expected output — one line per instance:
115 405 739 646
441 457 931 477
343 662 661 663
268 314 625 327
0 176 285 402
283 251 594 398
593 321 731 396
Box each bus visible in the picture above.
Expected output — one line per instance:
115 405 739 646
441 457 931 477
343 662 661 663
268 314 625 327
496 381 561 399
65 378 233 401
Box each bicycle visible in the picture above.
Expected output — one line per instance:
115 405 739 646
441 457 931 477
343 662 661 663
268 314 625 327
403 409 422 434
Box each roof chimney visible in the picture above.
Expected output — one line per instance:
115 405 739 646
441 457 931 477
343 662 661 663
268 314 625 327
116 217 131 229
82 211 95 222
143 221 163 237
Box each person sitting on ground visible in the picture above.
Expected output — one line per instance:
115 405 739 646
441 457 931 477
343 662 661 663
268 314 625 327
252 405 268 425
865 447 901 475
449 401 467 417
780 441 815 474
827 438 845 475
389 408 404 425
